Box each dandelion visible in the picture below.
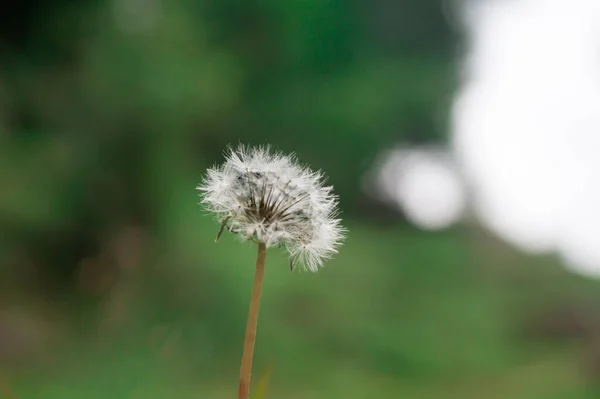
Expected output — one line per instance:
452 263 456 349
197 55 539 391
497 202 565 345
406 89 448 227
197 144 345 399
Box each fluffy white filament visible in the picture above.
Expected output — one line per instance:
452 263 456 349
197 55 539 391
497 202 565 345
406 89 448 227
197 145 345 272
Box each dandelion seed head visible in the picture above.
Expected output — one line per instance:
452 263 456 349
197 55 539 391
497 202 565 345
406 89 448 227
197 144 346 271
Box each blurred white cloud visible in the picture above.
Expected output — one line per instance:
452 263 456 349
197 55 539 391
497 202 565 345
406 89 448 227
452 0 600 276
365 147 466 231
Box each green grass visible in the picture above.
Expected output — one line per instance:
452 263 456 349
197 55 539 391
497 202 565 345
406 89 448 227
4 216 600 398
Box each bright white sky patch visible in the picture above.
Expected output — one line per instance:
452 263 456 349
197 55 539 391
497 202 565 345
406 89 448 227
368 147 466 231
452 0 600 276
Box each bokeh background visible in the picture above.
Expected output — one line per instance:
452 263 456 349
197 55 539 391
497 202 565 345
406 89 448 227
3 0 600 398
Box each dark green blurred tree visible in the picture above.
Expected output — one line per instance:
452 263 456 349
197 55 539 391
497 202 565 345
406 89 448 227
0 0 455 298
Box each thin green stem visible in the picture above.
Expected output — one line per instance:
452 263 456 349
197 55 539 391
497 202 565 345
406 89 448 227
238 243 267 399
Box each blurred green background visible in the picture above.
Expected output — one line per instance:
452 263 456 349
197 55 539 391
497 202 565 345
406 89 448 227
2 0 600 398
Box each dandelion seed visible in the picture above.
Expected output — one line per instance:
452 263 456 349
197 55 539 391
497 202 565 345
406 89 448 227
196 144 345 399
197 144 345 272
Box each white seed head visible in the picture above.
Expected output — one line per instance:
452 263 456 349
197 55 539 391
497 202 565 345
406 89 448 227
197 144 346 272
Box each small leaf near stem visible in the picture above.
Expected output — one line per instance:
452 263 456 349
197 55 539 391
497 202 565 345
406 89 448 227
250 362 273 399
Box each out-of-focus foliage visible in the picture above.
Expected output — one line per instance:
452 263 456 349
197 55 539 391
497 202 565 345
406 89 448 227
0 0 454 228
2 0 600 398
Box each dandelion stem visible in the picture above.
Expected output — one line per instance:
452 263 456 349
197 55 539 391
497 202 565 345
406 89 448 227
238 242 267 399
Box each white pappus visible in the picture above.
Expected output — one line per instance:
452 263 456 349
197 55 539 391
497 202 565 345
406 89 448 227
197 145 346 272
